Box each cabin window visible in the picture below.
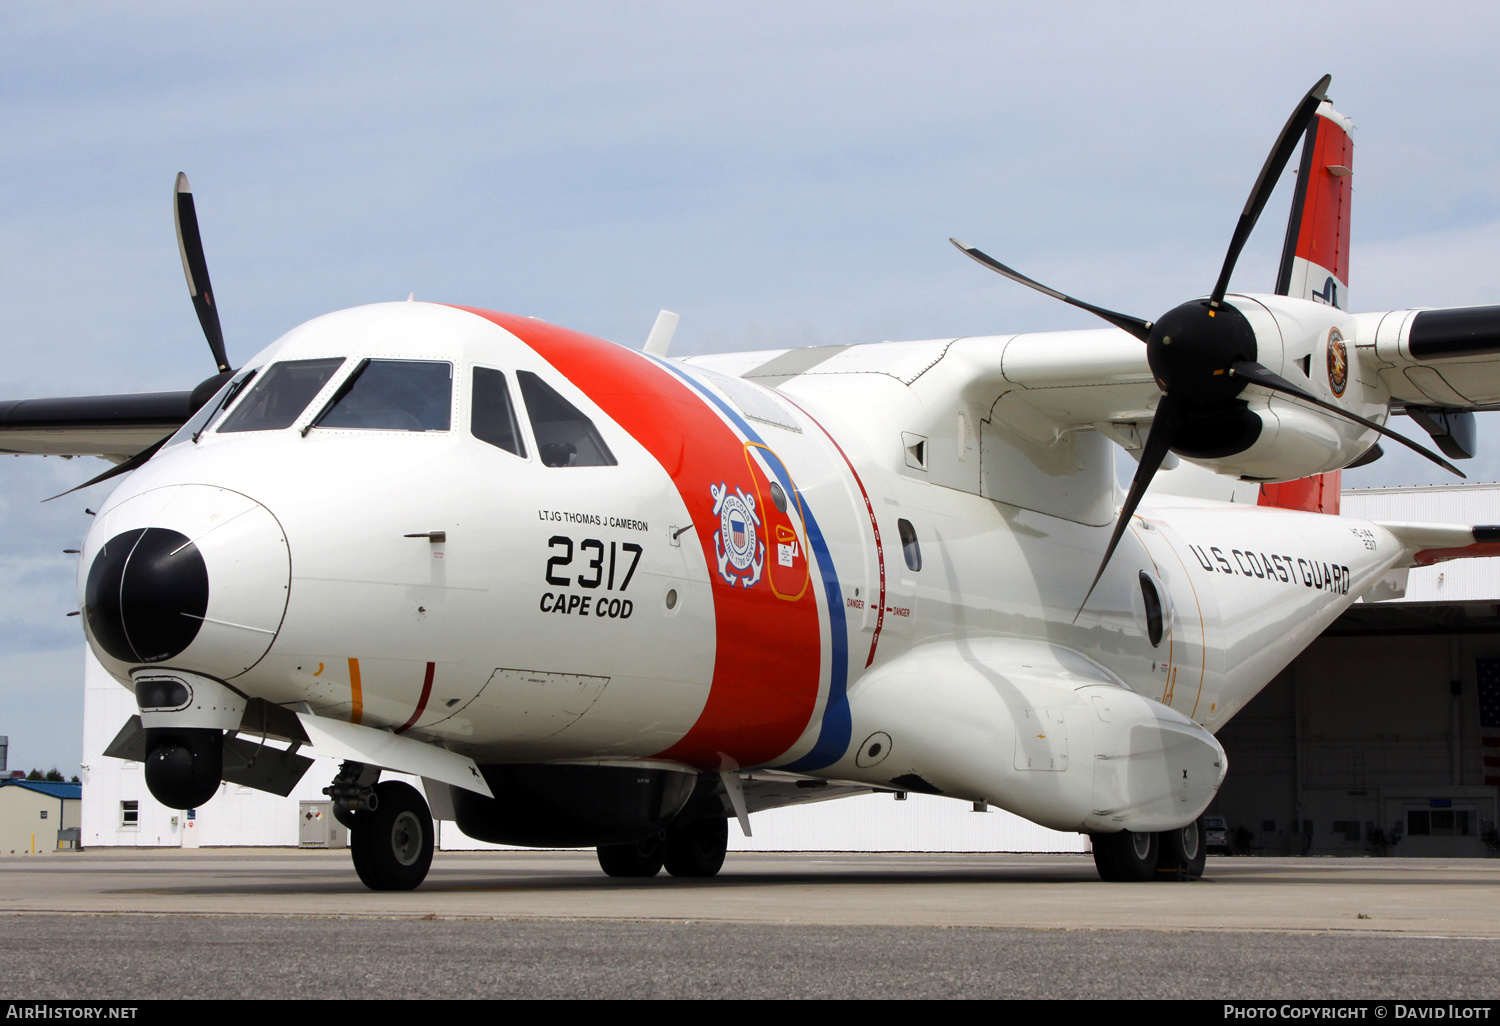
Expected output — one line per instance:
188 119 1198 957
1139 572 1164 647
313 359 453 431
517 371 616 468
218 358 345 433
471 367 526 457
120 800 138 828
898 518 922 572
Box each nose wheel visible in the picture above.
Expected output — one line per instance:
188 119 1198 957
349 781 434 891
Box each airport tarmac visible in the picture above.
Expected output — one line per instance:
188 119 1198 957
4 849 1499 999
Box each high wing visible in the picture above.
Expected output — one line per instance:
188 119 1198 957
1357 304 1500 416
0 390 197 461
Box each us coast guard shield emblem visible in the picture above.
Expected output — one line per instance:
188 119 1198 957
710 482 764 588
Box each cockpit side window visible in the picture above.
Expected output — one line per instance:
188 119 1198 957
217 358 345 433
517 370 616 468
165 366 257 447
313 359 453 432
471 366 526 457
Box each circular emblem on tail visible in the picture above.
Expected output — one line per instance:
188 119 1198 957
1327 327 1348 397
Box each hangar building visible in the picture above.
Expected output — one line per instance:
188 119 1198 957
0 778 81 855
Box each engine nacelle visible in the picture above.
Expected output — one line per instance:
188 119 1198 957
1177 297 1383 483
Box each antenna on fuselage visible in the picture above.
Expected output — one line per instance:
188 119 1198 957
643 309 679 357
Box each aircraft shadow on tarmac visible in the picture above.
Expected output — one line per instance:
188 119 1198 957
101 854 1499 898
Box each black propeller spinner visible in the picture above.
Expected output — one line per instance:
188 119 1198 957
48 174 237 500
951 74 1462 616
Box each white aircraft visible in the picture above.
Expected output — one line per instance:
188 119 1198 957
6 76 1499 889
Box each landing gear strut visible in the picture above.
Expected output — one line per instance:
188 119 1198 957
347 780 434 891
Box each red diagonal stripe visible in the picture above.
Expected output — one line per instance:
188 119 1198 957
395 661 436 735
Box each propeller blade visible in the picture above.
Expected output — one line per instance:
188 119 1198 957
949 239 1154 342
1076 392 1187 618
1228 360 1464 478
1208 75 1332 309
174 173 231 374
43 436 170 502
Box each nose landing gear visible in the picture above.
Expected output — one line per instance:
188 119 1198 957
327 762 435 891
350 781 434 891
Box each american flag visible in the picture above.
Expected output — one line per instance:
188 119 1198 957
1476 659 1500 787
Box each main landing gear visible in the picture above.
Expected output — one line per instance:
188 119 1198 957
596 816 730 879
1091 815 1207 882
328 761 435 891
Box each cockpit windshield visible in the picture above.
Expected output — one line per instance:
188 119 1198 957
217 358 345 433
311 359 452 432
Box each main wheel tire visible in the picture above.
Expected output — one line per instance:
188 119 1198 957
350 781 434 891
1091 829 1159 882
664 817 729 878
1156 816 1207 880
597 836 665 878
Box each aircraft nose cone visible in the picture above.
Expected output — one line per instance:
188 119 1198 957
80 485 290 680
84 528 210 663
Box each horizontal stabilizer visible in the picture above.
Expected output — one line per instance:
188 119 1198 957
1375 521 1500 566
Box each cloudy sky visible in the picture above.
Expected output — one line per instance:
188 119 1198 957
4 2 1500 773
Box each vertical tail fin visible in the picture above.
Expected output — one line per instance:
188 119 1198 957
1261 100 1354 513
1275 100 1353 310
